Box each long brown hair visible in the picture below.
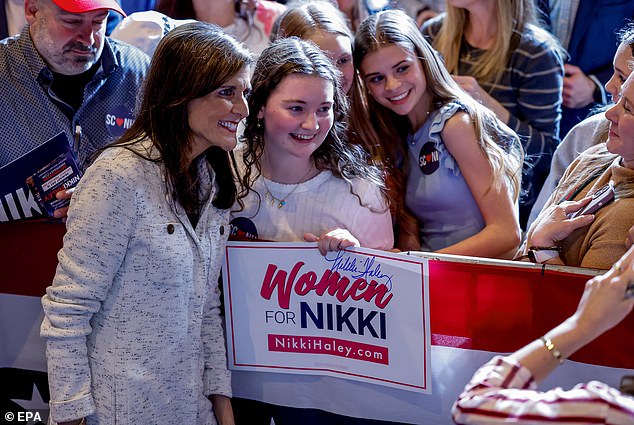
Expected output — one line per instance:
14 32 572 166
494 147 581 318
239 37 386 212
350 10 523 244
107 22 254 214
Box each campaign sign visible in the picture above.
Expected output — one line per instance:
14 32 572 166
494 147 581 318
222 242 431 393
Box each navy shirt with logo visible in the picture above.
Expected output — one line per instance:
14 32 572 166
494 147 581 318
0 26 150 169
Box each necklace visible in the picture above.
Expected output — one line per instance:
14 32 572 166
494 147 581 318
262 168 315 208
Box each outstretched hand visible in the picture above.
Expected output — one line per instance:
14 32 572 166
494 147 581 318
304 228 360 255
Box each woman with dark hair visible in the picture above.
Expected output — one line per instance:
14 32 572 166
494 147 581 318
230 36 393 424
232 36 392 252
41 22 253 425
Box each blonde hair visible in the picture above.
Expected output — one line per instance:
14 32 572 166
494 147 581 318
270 1 352 42
432 0 560 84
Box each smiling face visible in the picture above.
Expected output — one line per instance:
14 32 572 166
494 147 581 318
258 74 334 164
187 66 251 159
360 44 432 129
308 30 354 94
605 41 634 102
606 74 634 168
26 0 108 75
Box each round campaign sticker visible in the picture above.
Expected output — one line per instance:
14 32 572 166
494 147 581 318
105 105 134 137
418 141 439 175
229 217 259 241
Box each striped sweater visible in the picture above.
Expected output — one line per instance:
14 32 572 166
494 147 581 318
423 18 564 225
452 356 634 425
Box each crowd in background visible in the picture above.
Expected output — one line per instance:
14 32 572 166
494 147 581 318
2 0 633 424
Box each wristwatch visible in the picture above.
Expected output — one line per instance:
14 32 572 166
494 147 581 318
528 246 561 264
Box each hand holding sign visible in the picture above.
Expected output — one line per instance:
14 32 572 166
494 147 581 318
303 228 360 255
223 242 431 393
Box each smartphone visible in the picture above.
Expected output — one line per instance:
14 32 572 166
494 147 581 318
568 183 615 219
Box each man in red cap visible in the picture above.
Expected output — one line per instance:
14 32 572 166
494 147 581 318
27 0 125 75
0 0 149 218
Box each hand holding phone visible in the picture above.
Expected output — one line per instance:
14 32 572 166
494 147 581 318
568 183 615 219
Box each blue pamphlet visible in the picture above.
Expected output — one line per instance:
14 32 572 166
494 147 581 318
0 132 82 222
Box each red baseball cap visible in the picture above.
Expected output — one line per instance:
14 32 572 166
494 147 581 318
51 0 126 16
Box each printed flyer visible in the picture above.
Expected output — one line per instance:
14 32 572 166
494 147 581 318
222 242 431 393
0 132 80 221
